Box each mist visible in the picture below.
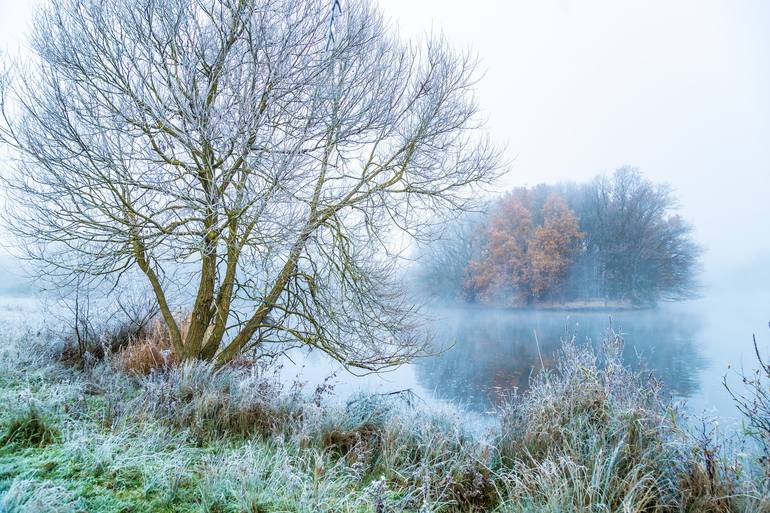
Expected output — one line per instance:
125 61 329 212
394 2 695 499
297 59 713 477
0 1 768 509
380 0 770 286
0 0 768 408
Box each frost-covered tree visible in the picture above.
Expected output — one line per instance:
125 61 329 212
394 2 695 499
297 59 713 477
580 168 701 303
0 0 500 367
412 210 488 304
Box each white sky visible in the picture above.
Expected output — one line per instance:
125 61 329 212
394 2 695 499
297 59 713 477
1 0 768 280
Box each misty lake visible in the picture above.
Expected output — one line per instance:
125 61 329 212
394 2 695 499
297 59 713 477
0 286 766 428
276 288 769 428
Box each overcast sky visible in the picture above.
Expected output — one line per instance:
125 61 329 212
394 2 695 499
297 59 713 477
380 0 770 280
1 0 768 282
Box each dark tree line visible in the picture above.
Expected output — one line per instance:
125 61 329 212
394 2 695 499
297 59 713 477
415 168 702 307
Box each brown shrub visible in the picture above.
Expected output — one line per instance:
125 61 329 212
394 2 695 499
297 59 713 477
321 423 383 461
120 339 167 375
448 460 499 511
118 318 181 375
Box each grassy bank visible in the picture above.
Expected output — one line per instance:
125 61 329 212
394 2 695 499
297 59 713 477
0 323 767 512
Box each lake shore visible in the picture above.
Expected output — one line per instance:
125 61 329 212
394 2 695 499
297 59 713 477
445 299 649 313
513 299 642 312
1 325 766 512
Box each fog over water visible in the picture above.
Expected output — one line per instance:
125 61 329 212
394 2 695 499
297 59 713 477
0 269 766 429
0 1 768 426
264 289 766 426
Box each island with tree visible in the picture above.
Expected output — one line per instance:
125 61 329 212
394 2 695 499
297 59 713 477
416 167 702 309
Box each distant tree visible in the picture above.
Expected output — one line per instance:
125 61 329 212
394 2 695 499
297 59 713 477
413 210 487 303
0 0 500 368
581 168 701 303
465 190 582 305
527 194 583 300
466 189 534 304
422 168 700 307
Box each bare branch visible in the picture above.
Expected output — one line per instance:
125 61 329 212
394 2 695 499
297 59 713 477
0 0 501 369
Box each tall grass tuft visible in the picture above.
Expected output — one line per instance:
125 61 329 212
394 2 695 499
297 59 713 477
0 479 76 513
121 360 297 441
0 405 59 449
117 318 182 375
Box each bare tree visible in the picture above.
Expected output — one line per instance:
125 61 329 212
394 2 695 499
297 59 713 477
0 0 500 368
724 329 770 465
412 209 488 304
581 168 701 304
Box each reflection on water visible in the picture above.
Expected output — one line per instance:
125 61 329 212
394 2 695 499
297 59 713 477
1 288 764 425
270 294 764 424
417 307 706 412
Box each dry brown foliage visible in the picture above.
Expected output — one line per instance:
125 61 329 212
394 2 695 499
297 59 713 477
118 317 187 375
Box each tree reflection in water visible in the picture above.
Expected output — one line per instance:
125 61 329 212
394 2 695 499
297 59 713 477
417 308 705 412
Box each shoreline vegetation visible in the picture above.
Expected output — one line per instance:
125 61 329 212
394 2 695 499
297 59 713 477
1 316 767 513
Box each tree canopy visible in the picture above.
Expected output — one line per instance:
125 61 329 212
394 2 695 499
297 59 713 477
416 168 701 307
0 0 500 367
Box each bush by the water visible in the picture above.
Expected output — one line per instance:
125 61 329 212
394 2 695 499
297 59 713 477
0 328 767 512
724 332 770 465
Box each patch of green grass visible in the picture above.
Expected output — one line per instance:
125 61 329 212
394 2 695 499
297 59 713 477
0 329 767 513
0 443 203 513
0 406 59 449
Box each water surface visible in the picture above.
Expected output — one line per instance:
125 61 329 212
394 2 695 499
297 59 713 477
0 288 766 427
280 291 769 427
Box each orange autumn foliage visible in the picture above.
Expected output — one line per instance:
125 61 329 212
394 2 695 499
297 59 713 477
466 191 582 305
466 189 533 304
527 195 584 299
